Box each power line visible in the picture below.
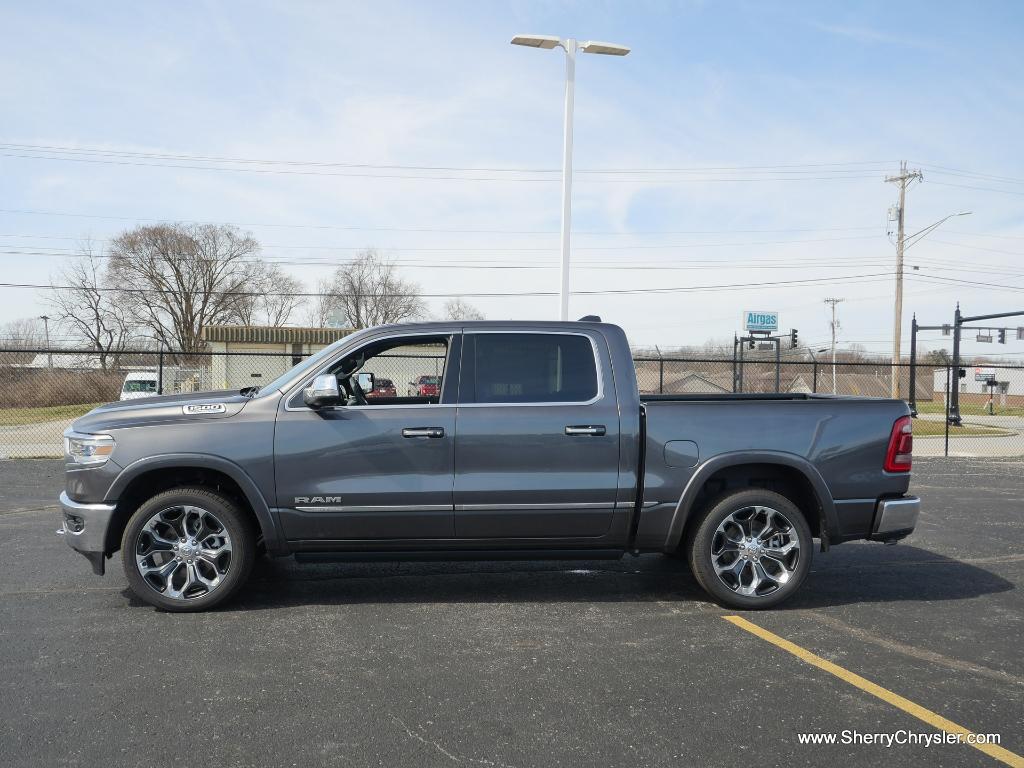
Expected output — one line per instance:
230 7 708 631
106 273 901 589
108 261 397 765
928 180 1024 197
912 161 1024 186
0 207 881 236
0 232 885 253
0 151 887 183
0 142 896 174
0 249 910 273
0 272 897 299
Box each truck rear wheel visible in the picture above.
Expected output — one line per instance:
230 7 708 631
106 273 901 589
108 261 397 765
686 489 812 609
121 487 256 612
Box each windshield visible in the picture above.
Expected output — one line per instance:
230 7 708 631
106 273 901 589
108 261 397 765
254 336 352 396
123 379 157 392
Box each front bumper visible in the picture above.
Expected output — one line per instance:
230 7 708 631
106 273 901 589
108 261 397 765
58 491 116 575
870 495 920 542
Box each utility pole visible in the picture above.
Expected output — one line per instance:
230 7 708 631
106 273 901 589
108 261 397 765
824 298 844 395
38 314 52 368
885 161 923 399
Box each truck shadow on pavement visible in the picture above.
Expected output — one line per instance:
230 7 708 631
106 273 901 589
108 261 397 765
122 542 1014 612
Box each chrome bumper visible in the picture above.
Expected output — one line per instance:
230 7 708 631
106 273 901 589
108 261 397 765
872 496 920 540
58 491 116 574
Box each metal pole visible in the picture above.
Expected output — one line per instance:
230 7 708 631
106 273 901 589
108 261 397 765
813 361 818 393
950 304 962 425
39 315 52 368
557 39 577 322
825 297 842 395
908 313 918 415
158 345 164 395
944 365 951 456
732 334 738 393
738 338 745 393
774 337 781 393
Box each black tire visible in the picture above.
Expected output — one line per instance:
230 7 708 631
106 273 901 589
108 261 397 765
686 489 812 610
121 487 256 612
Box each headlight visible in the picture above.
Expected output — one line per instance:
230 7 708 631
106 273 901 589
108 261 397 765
63 430 115 466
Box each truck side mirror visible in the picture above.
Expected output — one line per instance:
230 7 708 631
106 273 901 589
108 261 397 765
303 374 341 408
356 372 374 392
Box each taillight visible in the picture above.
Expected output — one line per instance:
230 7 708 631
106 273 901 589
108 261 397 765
884 415 913 472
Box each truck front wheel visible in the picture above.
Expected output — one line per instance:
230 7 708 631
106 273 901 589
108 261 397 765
686 489 812 609
121 487 256 612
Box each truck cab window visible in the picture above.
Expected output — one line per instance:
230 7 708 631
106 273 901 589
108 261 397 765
470 333 597 404
332 337 449 406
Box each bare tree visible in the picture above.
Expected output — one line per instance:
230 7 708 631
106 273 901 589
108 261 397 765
236 263 304 327
441 298 484 321
325 250 425 329
47 242 138 369
106 223 263 352
303 277 341 327
0 316 45 347
0 316 46 364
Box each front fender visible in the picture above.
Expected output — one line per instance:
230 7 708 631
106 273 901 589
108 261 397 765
663 450 838 550
106 453 287 555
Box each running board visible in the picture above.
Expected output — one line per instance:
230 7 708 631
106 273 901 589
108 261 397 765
293 549 625 563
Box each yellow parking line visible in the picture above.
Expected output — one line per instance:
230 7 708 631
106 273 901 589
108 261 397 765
723 615 1024 767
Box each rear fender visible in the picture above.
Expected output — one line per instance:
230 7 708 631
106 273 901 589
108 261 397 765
663 451 838 550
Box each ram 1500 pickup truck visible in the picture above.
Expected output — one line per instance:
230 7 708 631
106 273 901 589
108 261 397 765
59 320 919 612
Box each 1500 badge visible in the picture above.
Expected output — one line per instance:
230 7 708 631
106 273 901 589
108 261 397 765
182 403 226 415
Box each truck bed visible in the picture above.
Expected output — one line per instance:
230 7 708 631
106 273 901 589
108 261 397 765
633 393 911 549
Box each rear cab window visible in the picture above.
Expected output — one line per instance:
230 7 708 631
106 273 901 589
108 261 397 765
463 333 599 404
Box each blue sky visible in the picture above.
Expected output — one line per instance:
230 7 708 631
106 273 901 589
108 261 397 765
2 0 1023 355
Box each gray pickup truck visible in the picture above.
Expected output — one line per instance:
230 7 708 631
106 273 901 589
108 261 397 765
59 319 919 612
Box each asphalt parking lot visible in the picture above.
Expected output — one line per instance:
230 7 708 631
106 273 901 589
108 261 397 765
0 459 1021 767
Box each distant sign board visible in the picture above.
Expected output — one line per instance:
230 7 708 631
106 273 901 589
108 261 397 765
975 367 996 382
744 310 778 332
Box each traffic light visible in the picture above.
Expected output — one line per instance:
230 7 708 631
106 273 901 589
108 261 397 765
748 338 755 350
958 368 967 379
998 328 1006 344
790 328 799 349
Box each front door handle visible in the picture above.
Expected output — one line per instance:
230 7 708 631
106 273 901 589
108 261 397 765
565 425 606 436
402 427 445 438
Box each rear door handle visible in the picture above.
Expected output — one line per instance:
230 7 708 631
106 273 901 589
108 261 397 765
402 427 445 438
565 425 606 436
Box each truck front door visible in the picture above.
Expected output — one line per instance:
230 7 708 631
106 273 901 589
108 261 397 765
454 331 621 540
274 333 458 543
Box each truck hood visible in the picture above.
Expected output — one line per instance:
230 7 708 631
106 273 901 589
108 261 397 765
72 390 254 433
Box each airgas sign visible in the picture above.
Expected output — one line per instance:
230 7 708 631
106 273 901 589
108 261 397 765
743 310 779 332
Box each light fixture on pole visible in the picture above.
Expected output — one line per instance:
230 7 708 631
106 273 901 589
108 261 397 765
511 34 630 321
888 197 971 398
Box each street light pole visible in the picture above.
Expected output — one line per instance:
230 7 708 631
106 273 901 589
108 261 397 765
558 39 577 323
824 298 843 395
511 34 630 321
39 314 52 368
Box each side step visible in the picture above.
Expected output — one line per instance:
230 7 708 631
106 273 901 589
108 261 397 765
294 549 625 564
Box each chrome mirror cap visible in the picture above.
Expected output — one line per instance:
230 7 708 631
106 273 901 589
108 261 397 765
303 374 340 408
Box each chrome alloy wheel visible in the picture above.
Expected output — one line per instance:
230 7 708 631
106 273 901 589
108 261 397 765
134 505 233 601
711 505 801 598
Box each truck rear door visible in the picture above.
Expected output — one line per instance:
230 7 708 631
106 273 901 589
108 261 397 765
453 330 620 539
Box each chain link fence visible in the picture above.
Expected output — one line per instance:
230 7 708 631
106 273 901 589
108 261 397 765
3 347 1023 458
